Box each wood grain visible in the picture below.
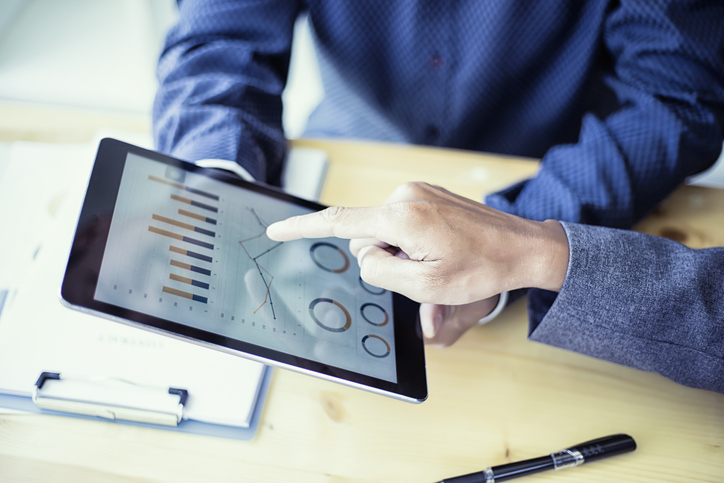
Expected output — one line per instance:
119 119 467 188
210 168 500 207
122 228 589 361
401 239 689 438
0 105 721 482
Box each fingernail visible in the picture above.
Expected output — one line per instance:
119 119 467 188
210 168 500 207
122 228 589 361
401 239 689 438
265 223 279 239
423 313 442 339
422 318 435 339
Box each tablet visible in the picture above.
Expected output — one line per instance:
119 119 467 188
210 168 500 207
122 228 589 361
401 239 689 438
61 139 427 403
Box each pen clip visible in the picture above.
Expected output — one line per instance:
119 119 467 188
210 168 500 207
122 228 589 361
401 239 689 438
551 449 584 470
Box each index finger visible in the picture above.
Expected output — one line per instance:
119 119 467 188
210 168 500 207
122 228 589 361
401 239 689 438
266 205 388 242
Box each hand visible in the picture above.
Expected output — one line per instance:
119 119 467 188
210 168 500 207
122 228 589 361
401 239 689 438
267 182 569 306
420 297 500 347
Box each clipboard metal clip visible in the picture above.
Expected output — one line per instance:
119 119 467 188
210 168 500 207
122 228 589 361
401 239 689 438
32 372 188 427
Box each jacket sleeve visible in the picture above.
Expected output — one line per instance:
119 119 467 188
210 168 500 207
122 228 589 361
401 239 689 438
486 1 724 229
152 0 302 184
528 222 724 393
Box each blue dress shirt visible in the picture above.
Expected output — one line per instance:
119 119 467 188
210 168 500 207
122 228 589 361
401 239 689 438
154 0 724 229
153 1 724 385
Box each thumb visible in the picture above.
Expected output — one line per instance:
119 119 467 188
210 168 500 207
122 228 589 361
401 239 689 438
419 303 445 339
356 245 425 300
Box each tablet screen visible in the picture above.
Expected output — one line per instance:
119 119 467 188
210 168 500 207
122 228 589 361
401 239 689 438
97 152 398 383
62 139 426 402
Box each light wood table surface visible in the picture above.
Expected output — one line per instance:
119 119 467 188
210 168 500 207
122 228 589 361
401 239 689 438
0 102 722 482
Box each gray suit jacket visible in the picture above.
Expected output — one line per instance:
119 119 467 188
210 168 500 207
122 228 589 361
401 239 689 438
527 222 724 394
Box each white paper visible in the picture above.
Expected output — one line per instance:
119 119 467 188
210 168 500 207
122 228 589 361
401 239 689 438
282 147 329 201
0 142 266 428
0 407 28 415
0 142 91 290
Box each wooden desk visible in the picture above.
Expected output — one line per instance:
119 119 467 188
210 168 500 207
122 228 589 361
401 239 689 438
0 103 722 482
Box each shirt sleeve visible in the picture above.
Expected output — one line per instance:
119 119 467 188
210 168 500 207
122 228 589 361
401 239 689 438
528 221 724 394
485 1 724 229
152 0 302 184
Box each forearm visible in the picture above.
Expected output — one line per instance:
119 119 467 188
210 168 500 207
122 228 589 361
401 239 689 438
522 220 569 293
529 222 724 393
486 1 724 228
153 0 300 183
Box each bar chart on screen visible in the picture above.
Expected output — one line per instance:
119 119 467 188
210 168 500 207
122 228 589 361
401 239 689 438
90 152 397 382
147 171 219 309
94 153 308 344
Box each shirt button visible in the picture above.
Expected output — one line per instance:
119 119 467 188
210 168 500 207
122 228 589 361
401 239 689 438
429 53 443 68
424 125 440 143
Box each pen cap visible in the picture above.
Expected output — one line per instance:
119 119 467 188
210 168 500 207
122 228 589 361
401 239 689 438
573 434 637 464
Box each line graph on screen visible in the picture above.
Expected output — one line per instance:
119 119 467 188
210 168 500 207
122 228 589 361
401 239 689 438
238 207 284 319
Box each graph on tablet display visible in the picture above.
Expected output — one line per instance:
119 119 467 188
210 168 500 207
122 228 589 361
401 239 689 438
94 152 398 383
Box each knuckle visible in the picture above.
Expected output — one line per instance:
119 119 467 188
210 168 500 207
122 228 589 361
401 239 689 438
320 205 346 222
396 181 428 198
319 206 348 236
392 182 414 198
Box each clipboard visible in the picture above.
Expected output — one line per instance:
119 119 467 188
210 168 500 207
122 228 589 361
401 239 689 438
0 141 274 440
0 368 273 441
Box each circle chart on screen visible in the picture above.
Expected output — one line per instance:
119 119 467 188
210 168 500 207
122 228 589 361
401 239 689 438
309 242 350 274
360 302 389 327
359 277 386 295
361 334 391 358
308 298 352 332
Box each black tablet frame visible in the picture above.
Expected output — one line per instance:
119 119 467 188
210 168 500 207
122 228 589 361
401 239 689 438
61 138 427 403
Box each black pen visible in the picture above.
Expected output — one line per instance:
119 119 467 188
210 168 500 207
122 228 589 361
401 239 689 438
436 434 636 483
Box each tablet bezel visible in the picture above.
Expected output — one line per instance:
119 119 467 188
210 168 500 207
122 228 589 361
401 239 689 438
60 138 427 403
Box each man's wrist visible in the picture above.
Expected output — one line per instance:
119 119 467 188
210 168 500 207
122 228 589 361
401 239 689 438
477 291 509 325
530 220 569 292
195 159 255 181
